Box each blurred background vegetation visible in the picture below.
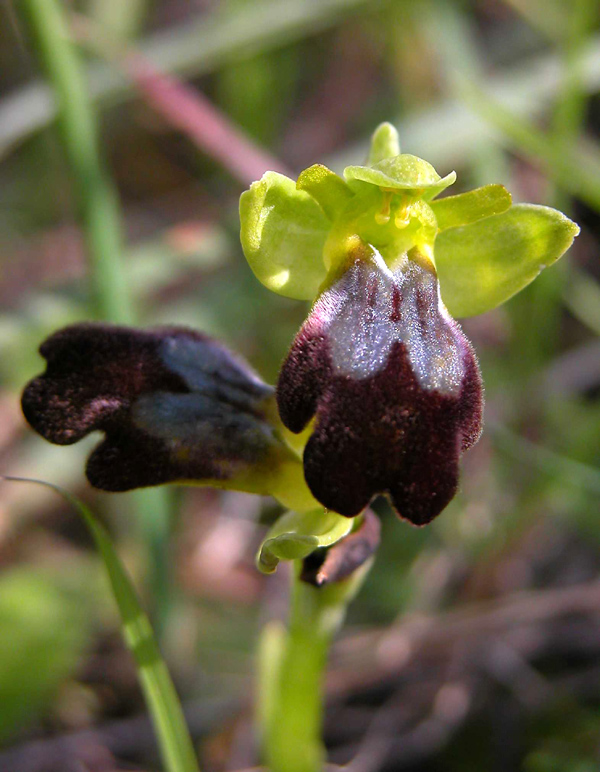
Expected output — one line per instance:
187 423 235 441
0 0 599 770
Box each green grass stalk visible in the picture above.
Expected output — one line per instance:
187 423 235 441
20 0 133 324
5 477 200 772
459 81 600 212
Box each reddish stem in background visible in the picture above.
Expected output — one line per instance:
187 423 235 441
124 52 294 186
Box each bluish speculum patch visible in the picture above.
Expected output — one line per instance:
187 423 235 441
319 247 465 394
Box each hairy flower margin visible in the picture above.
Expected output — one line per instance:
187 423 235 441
22 123 579 581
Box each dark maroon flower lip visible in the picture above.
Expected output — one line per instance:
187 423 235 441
22 323 280 492
276 248 483 523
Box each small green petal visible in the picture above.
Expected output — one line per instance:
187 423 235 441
431 184 512 231
257 509 353 574
240 171 329 300
345 155 456 199
297 164 354 220
435 204 580 318
368 122 401 165
421 173 457 200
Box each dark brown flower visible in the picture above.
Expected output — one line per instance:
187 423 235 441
22 323 283 493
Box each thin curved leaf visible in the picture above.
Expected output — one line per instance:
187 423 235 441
3 477 200 772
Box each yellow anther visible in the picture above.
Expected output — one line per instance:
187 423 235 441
394 204 411 229
375 192 392 225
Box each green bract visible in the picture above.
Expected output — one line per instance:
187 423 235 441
257 509 352 575
239 122 579 316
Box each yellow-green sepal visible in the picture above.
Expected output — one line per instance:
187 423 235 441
368 122 401 164
240 171 329 299
435 204 580 318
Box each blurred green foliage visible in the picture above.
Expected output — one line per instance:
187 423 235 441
0 568 91 742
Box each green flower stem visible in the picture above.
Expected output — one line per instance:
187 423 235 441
260 561 371 772
20 0 174 634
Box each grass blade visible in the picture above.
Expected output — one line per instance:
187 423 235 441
3 476 200 772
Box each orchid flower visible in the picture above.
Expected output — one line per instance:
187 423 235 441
22 123 578 579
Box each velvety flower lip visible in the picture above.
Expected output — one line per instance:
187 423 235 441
22 323 282 492
276 246 483 524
